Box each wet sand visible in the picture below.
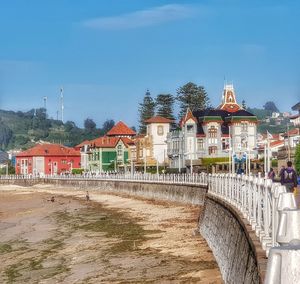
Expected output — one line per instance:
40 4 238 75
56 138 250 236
0 184 222 283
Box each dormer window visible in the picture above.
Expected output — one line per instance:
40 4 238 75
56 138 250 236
187 125 194 133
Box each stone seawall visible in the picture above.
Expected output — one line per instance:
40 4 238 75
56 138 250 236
0 178 208 205
42 179 208 205
200 194 267 284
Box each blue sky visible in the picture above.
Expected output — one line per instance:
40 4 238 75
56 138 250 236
0 0 299 128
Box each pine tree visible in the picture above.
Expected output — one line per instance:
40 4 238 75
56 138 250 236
155 93 175 121
295 143 300 175
176 82 210 119
138 90 155 134
242 100 247 109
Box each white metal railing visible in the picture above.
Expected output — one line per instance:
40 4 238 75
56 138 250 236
0 172 208 186
208 173 288 253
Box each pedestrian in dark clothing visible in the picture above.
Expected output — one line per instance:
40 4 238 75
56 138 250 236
280 161 298 193
268 168 275 181
86 191 90 201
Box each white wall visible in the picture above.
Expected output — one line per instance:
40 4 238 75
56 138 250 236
147 123 170 163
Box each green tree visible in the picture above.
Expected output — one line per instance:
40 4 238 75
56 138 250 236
295 143 300 175
263 101 279 113
242 100 247 109
138 90 155 134
102 119 115 133
84 118 96 132
0 120 13 149
155 93 175 121
176 82 210 119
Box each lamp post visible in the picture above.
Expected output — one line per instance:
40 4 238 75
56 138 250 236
68 161 73 174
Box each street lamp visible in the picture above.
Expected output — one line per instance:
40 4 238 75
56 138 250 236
68 161 73 174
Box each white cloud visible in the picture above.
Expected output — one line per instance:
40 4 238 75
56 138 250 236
82 4 197 30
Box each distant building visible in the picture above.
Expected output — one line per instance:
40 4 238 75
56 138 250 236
76 121 136 172
167 84 258 172
15 143 80 175
290 102 300 126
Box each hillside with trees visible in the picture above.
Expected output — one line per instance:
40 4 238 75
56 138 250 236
0 108 116 151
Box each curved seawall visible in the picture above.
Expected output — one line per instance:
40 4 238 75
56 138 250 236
199 194 267 283
42 178 208 205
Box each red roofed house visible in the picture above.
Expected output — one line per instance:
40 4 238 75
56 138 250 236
15 143 80 175
76 121 136 172
106 121 136 137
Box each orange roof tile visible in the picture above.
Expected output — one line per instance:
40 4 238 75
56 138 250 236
270 140 284 148
89 136 119 148
106 121 136 136
17 143 80 157
120 137 135 146
75 140 90 148
284 128 300 137
145 116 174 124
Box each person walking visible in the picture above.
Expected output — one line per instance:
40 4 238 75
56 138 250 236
86 191 90 201
268 168 275 181
280 161 298 193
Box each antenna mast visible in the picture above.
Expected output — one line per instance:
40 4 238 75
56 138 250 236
43 96 47 116
60 87 64 123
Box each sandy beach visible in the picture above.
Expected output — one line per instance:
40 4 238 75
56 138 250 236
0 184 222 283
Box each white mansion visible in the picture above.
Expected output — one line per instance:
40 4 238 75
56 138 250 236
167 84 258 172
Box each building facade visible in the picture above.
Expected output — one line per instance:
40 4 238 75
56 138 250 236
15 143 80 175
76 121 136 172
135 116 173 168
167 85 258 172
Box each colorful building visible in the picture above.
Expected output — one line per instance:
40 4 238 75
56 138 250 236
167 84 258 172
77 121 136 172
15 143 80 175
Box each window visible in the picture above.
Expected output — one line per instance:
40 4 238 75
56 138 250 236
222 139 229 150
208 126 217 138
157 125 164 136
241 122 248 131
208 146 217 155
117 145 122 156
197 139 204 150
187 125 194 133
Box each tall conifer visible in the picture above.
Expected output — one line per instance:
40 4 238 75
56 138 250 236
155 93 175 121
176 82 210 119
138 90 155 134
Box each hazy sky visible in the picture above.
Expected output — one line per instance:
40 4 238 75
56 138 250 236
0 0 300 128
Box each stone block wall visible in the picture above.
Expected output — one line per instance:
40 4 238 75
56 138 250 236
200 194 267 284
42 179 208 205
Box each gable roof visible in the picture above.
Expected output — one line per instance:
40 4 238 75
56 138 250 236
89 136 119 148
16 144 80 157
106 121 136 136
145 116 174 124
